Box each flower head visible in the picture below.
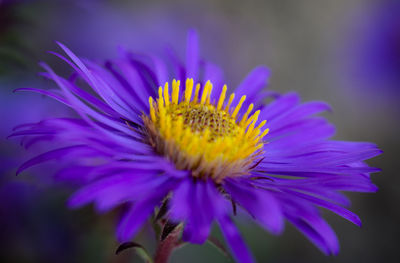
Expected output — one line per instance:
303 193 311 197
144 79 267 182
13 30 381 263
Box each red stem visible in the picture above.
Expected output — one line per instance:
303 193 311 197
154 225 182 263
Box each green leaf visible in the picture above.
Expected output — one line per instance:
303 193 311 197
115 242 153 263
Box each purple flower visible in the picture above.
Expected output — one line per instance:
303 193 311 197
12 30 381 263
344 0 400 100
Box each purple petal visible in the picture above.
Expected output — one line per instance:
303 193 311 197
186 29 199 80
267 118 331 139
235 66 270 109
265 122 336 151
105 59 152 112
218 215 255 263
259 92 300 121
169 177 192 220
252 178 352 206
266 101 331 128
146 54 169 85
283 189 361 226
116 177 178 242
41 63 146 149
170 178 225 244
287 212 339 255
17 145 90 175
14 87 71 106
68 172 161 209
165 45 185 82
203 61 225 100
275 195 340 255
224 178 284 234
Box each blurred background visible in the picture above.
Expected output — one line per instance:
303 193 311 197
0 0 398 262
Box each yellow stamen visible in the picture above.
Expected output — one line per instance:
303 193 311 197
225 93 235 112
163 82 170 107
245 110 260 138
231 95 246 119
259 128 270 140
144 79 267 181
244 109 260 128
200 81 211 104
185 78 194 103
193 83 201 103
240 103 254 126
174 116 184 139
255 119 267 131
165 115 172 138
217 85 227 110
158 86 164 110
172 79 180 104
206 83 213 105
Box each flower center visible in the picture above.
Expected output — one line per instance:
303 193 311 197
168 104 237 141
143 79 269 181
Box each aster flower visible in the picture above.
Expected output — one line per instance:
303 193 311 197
344 0 400 100
12 30 381 263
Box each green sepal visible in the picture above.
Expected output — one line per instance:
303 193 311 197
115 241 153 263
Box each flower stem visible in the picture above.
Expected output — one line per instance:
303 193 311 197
154 225 182 263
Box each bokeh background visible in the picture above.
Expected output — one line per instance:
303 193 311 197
0 0 398 262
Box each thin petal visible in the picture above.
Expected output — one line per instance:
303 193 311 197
235 66 270 109
117 177 178 242
170 178 225 244
286 212 339 255
203 61 224 100
224 178 284 234
186 29 199 79
283 189 362 226
218 215 255 263
17 145 90 175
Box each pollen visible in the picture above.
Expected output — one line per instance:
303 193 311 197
143 78 269 182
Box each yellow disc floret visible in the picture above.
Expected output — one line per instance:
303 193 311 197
143 78 269 182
